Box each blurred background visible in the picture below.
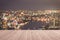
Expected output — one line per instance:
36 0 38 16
0 0 60 30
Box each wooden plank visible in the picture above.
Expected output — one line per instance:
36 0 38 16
0 30 60 40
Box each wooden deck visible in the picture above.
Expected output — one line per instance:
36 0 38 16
0 30 60 40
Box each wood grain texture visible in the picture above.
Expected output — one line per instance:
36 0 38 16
0 30 60 40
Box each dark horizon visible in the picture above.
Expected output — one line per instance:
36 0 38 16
0 0 60 10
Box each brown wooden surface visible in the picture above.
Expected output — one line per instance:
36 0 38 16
0 30 60 40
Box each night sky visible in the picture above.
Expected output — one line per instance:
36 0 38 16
0 0 60 10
